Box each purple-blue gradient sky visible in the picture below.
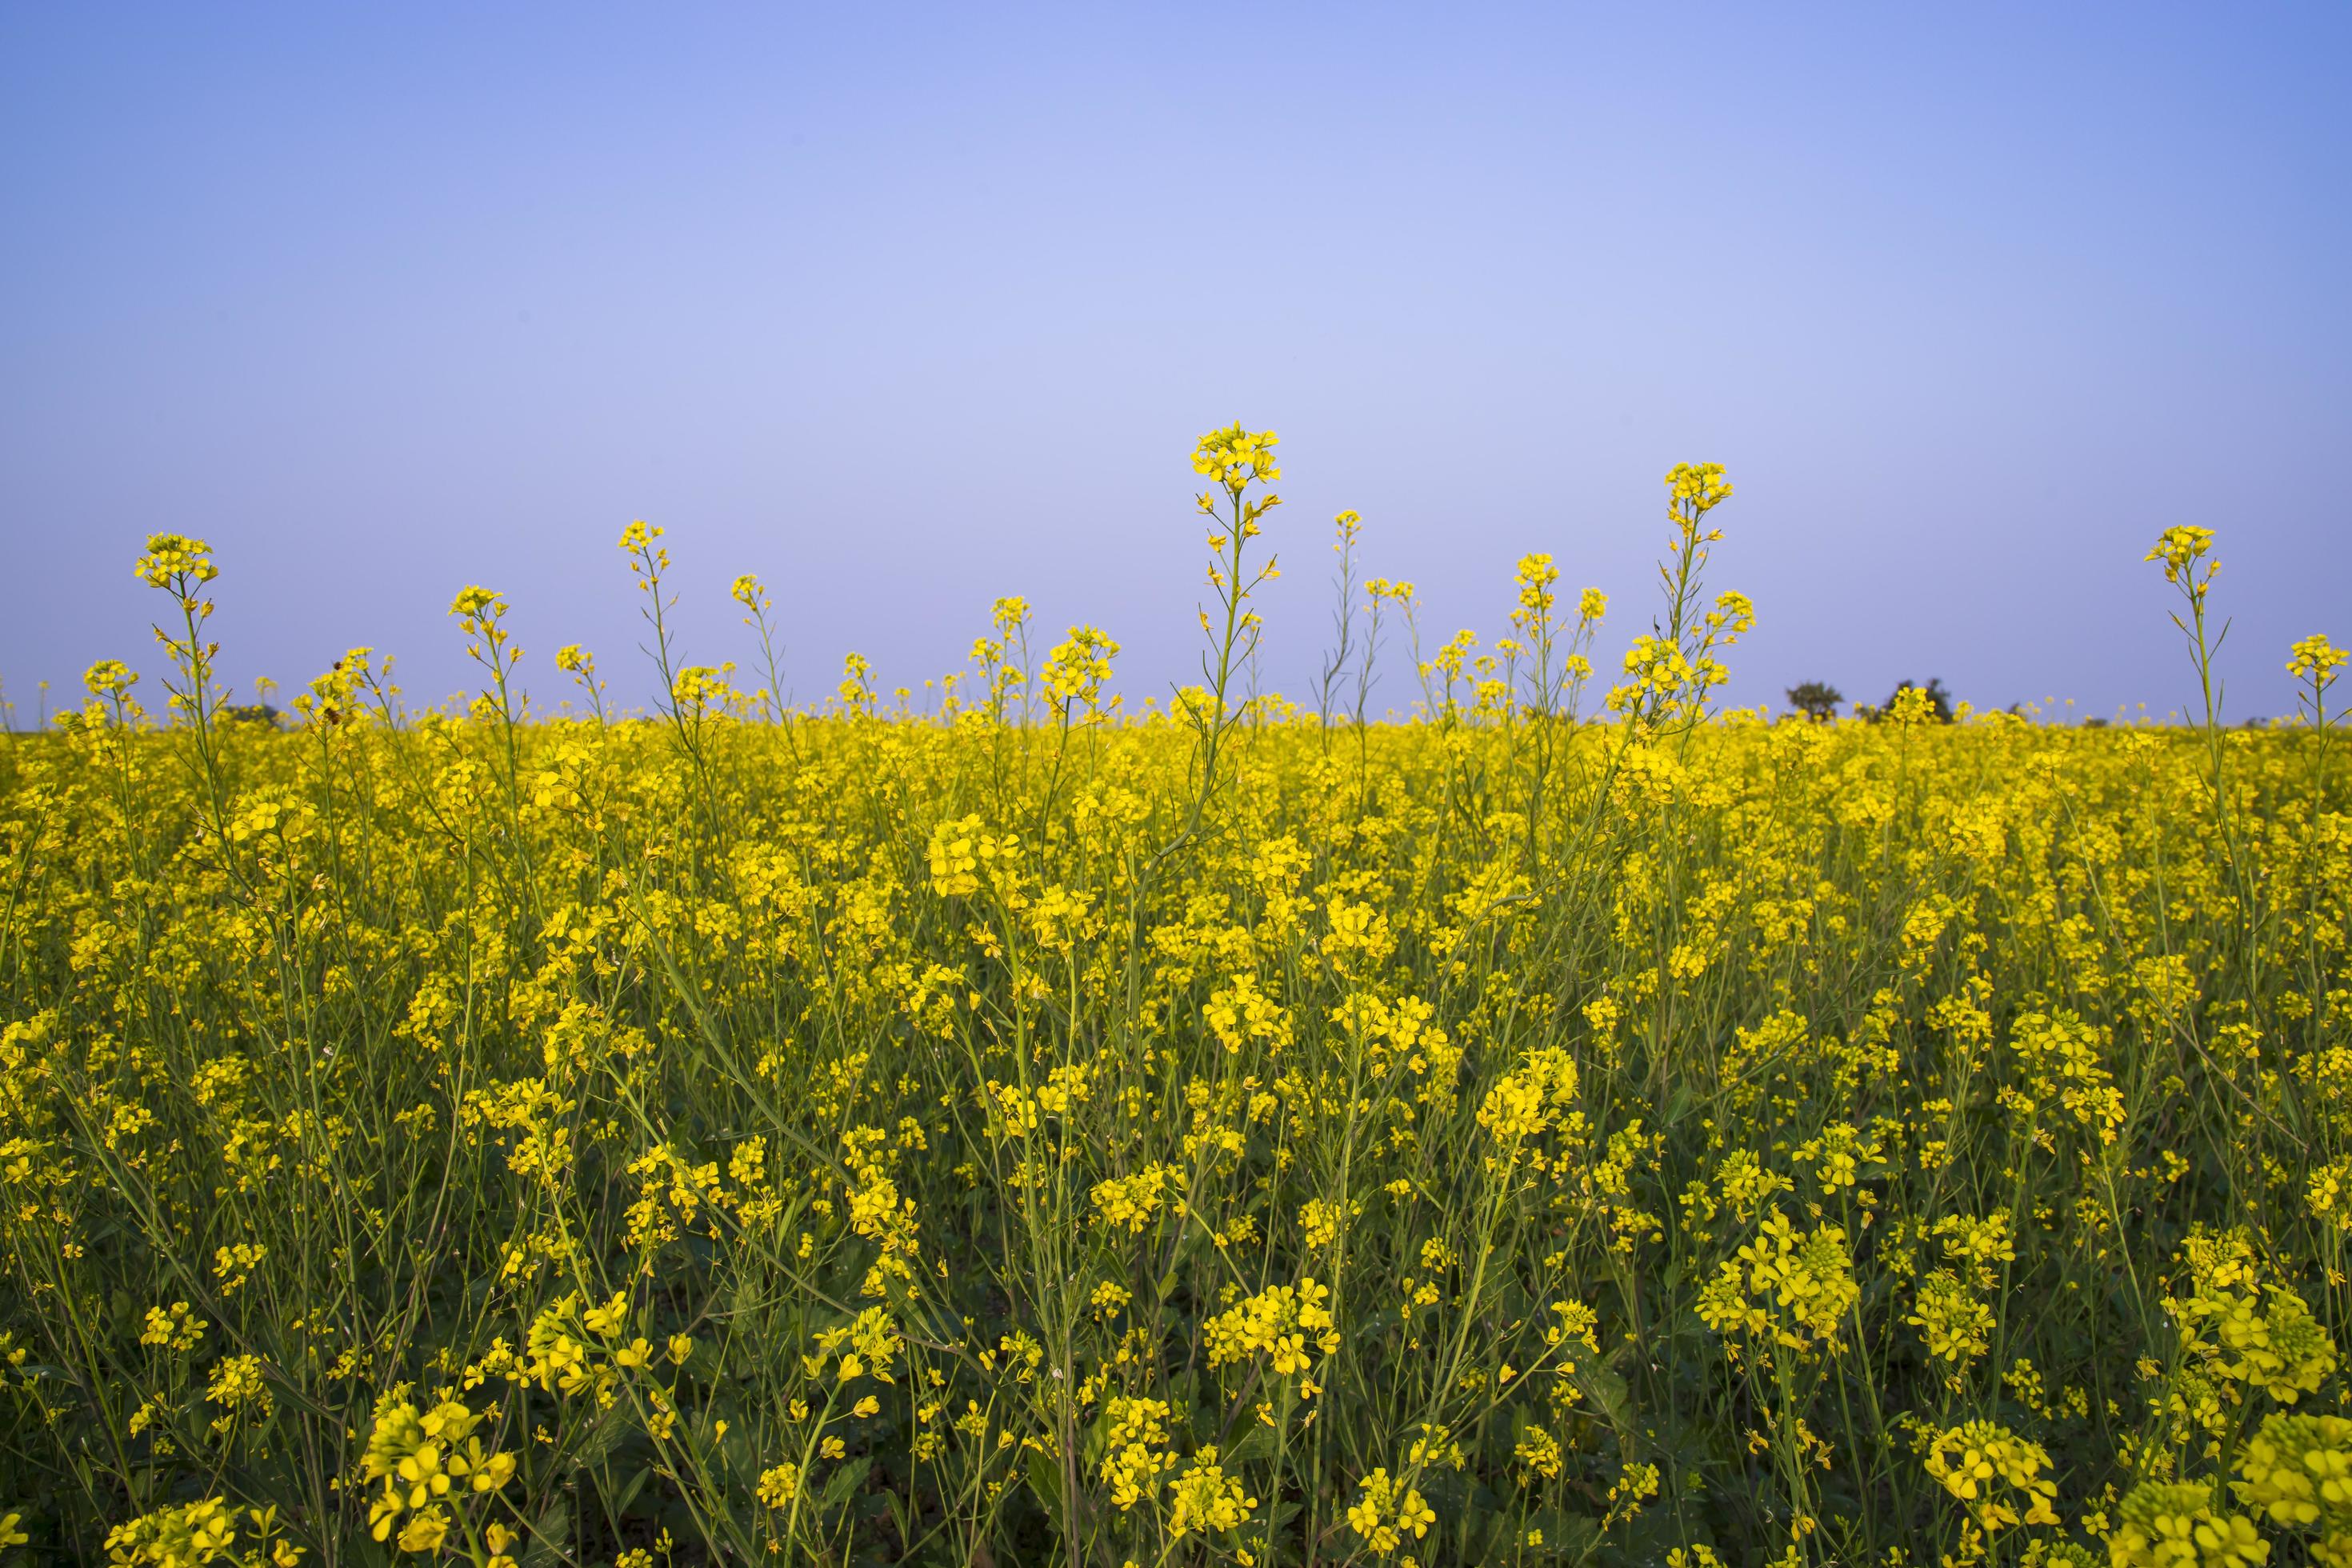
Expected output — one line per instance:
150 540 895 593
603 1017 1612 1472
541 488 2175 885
4 4 2346 723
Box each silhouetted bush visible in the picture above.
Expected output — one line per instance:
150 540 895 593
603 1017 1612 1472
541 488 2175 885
1783 681 1844 722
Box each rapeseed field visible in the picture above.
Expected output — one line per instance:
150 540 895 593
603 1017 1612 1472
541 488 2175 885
2 428 2346 1567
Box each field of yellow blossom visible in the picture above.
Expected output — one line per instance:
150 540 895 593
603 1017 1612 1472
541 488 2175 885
1 429 2347 1568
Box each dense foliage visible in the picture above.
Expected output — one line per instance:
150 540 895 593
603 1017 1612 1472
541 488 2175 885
1 439 2347 1567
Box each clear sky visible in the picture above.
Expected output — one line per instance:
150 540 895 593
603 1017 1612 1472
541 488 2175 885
3 3 2346 724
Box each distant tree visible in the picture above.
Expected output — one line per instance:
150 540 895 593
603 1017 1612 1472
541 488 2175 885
1862 678 1955 724
222 702 282 728
1783 681 1844 722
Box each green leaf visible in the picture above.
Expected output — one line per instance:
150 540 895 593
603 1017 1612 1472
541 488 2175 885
1024 1446 1064 1522
1575 1362 1634 1436
1222 1420 1277 1468
571 1409 627 1469
821 1454 874 1514
518 1498 571 1568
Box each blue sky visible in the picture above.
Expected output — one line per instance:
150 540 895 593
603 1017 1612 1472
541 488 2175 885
3 3 2346 722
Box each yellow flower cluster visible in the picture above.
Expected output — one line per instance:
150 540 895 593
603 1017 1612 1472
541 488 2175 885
1923 1419 2060 1534
2168 1235 2338 1406
1347 1466 1438 1558
2110 1482 2266 1568
1166 1446 1256 1536
360 1399 515 1553
1694 1210 1860 1360
1202 1277 1338 1381
102 1498 299 1568
2234 1413 2352 1561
